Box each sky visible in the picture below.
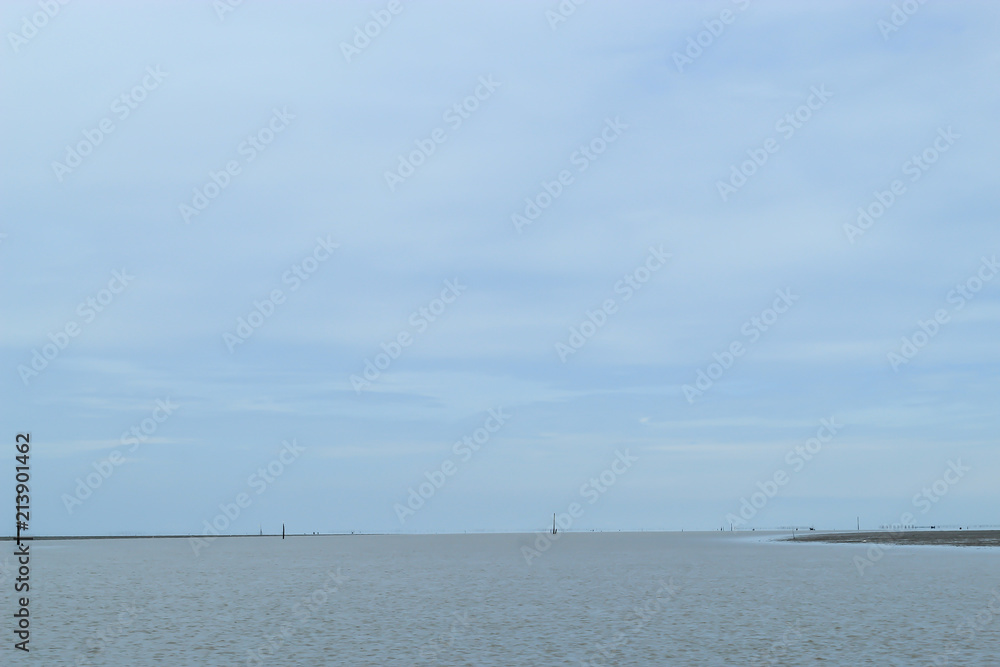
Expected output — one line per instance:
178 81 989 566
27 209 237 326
2 0 999 537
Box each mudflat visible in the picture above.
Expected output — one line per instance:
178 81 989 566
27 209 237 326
785 530 1000 547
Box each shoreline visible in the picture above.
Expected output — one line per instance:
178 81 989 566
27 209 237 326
3 530 999 546
784 529 1000 547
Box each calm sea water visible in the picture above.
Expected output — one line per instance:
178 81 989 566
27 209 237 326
4 532 999 666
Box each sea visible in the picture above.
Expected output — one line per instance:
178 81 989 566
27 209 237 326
4 531 999 666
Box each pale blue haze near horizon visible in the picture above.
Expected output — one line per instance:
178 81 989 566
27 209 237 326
1 0 999 537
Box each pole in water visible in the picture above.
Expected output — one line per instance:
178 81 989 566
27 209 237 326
282 523 285 540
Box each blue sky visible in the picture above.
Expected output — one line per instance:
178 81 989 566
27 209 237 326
2 0 998 536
